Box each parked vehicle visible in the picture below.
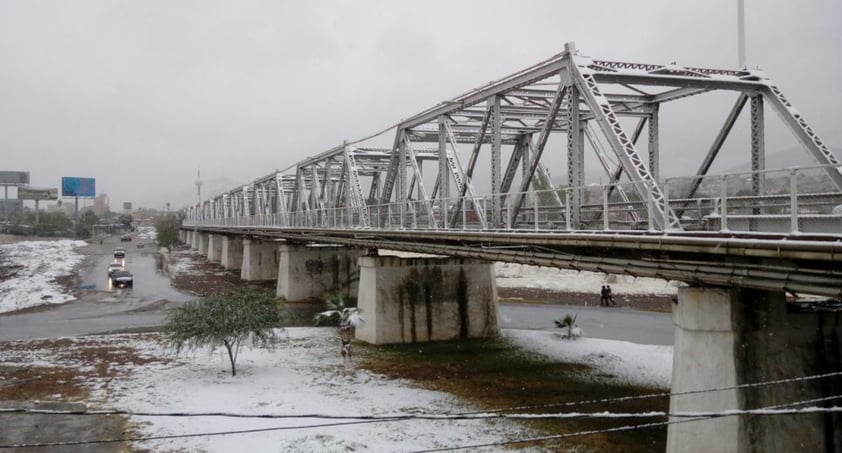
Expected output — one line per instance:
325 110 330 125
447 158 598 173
114 248 126 258
111 270 133 288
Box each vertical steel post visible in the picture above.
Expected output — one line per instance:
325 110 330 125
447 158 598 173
567 86 583 229
720 175 729 232
565 189 572 231
491 95 502 227
438 116 449 229
647 182 655 231
663 178 672 231
603 185 610 231
790 169 799 233
648 105 660 183
398 137 407 228
533 195 539 231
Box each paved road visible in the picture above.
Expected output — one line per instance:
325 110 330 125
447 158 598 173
500 302 674 345
0 239 194 342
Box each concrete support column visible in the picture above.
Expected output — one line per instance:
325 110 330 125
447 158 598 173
221 236 243 270
276 244 365 301
197 233 209 256
668 286 841 453
240 238 279 281
188 231 197 250
355 256 499 345
207 234 223 262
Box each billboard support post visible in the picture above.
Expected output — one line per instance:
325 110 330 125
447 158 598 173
35 200 39 224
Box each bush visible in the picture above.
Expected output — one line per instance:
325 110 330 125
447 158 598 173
164 288 286 376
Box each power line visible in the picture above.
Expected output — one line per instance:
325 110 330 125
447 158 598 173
409 405 842 453
1 401 839 449
2 370 839 421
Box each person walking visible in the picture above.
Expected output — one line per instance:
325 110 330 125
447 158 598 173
606 285 616 306
599 285 608 306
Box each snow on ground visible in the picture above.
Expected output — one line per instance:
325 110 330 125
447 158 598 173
0 328 672 452
0 239 86 313
496 262 680 295
503 330 672 389
0 240 675 451
136 226 157 241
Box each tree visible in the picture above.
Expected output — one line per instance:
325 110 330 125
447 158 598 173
164 288 286 376
313 289 364 330
75 211 99 238
154 212 183 250
118 213 134 231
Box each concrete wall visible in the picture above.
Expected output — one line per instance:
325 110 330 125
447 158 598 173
221 236 243 270
240 238 279 281
668 287 842 453
207 234 223 262
355 256 499 345
276 244 365 301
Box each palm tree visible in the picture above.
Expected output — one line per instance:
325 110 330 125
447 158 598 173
554 314 578 339
314 290 364 331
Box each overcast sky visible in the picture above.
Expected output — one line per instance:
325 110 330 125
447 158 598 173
1 0 840 210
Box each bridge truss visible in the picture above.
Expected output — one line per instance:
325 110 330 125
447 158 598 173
188 42 841 235
184 43 842 297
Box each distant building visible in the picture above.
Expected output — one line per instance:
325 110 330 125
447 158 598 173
93 194 109 217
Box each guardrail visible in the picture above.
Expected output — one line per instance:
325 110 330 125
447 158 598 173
185 165 842 235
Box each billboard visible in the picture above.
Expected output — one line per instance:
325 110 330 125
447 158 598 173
123 202 133 211
18 187 59 200
0 171 30 185
61 177 96 197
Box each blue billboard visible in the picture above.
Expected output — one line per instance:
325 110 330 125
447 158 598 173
61 177 96 197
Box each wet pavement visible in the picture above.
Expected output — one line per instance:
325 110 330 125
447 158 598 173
0 239 194 342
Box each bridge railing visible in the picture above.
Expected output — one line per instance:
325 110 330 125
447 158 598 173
186 165 842 235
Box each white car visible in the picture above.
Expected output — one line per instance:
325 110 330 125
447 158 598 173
107 261 124 276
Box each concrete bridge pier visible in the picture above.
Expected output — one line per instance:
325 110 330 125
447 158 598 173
187 230 197 250
207 234 223 262
355 256 500 345
221 236 243 270
276 244 365 301
240 238 279 281
196 232 209 256
667 286 842 453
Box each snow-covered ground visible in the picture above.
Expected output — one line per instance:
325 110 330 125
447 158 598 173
0 238 674 451
496 262 680 295
1 328 671 452
0 239 86 313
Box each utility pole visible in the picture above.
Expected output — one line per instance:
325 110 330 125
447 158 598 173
194 167 203 229
737 0 746 68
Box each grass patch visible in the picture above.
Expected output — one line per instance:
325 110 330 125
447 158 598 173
359 337 668 452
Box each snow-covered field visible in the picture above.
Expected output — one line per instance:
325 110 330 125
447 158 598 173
0 239 86 313
1 328 671 452
0 238 673 452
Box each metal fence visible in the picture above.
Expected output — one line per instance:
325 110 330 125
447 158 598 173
186 165 842 235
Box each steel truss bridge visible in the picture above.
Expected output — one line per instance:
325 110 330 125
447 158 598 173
185 42 842 298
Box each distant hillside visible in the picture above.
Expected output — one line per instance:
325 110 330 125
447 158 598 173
725 146 842 173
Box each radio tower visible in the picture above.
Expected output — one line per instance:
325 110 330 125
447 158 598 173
195 167 203 205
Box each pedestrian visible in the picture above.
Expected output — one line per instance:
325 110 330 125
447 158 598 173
99 239 103 246
600 285 608 306
606 285 616 306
